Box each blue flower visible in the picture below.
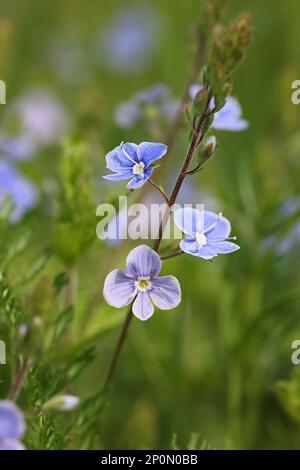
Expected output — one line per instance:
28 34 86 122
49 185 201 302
0 135 37 161
189 84 248 132
99 6 160 74
103 141 167 189
114 83 180 129
0 89 69 161
0 161 38 222
0 400 25 450
173 208 240 259
103 245 181 320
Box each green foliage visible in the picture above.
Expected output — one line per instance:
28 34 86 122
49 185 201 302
52 137 96 266
276 369 300 423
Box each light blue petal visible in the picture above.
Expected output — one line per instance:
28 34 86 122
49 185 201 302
0 401 25 440
103 269 136 308
205 214 231 239
132 292 154 320
103 171 133 182
213 96 248 132
126 245 161 278
0 439 25 450
105 145 134 172
150 276 181 310
179 239 217 259
126 167 154 189
207 240 240 254
121 142 139 162
138 142 168 166
173 207 204 236
179 238 198 253
189 83 203 99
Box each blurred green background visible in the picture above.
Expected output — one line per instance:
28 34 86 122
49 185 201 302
1 0 300 450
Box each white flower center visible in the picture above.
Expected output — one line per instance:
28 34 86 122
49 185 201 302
135 277 152 292
132 161 145 178
195 232 207 246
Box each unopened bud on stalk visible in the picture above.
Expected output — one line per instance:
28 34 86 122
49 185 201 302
43 395 80 412
192 87 210 118
197 135 217 167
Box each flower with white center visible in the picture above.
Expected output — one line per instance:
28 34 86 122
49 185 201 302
0 400 25 450
103 141 167 189
103 245 181 321
173 208 240 259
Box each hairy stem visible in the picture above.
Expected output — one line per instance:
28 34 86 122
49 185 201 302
9 357 30 402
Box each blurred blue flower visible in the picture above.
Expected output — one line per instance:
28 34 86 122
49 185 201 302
278 197 300 219
0 89 69 160
103 141 167 189
114 102 141 129
276 219 300 256
99 6 160 73
114 83 180 129
261 198 300 256
0 161 38 222
103 244 181 320
174 207 240 259
0 400 25 450
189 84 248 132
0 135 37 161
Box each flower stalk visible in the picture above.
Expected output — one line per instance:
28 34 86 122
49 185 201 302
104 89 212 387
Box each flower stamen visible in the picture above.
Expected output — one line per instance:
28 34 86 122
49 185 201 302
132 161 145 178
135 276 152 292
195 232 207 246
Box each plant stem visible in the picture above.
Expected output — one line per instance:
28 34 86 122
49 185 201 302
148 179 170 205
161 250 184 261
9 357 30 402
152 92 211 252
104 91 212 387
64 267 77 309
104 307 133 387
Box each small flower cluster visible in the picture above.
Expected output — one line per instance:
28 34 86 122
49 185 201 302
114 83 179 129
103 89 242 319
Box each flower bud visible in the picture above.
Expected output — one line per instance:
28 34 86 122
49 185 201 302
43 395 80 412
197 136 217 166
